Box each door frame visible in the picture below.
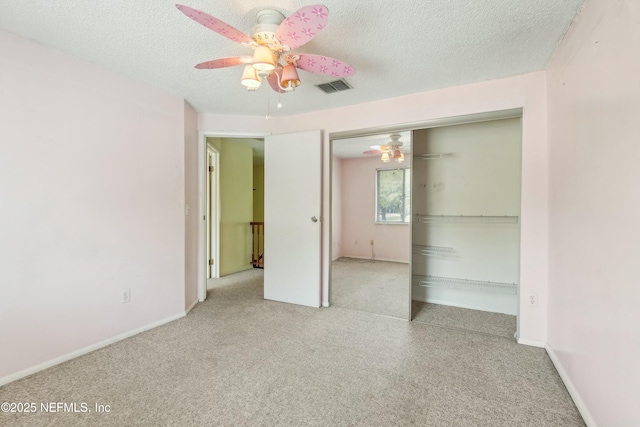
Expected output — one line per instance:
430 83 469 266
197 131 270 302
206 144 220 280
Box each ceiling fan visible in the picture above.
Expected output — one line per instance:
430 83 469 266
363 134 408 163
176 4 356 93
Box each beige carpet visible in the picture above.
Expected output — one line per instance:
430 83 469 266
0 269 584 426
331 257 410 319
207 268 262 289
412 301 517 339
331 258 517 338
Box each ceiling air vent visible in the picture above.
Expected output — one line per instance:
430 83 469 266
316 79 353 94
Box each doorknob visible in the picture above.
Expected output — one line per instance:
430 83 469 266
311 216 318 223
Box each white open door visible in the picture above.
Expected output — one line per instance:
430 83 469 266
264 130 322 307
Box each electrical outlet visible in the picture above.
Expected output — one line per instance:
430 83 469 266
370 239 374 245
527 293 538 307
121 289 131 304
185 204 191 216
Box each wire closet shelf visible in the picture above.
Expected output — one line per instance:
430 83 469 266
414 214 519 224
412 245 455 257
412 275 518 295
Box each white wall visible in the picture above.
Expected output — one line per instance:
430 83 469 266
0 30 187 382
546 0 640 425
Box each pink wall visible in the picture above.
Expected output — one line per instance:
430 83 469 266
331 156 343 259
546 0 640 425
184 101 199 310
338 157 410 263
198 114 270 135
0 30 187 383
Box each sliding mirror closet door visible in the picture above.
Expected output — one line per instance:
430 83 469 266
330 132 412 320
411 118 521 338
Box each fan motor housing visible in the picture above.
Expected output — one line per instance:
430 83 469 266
252 9 285 46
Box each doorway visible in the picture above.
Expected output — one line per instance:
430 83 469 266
200 134 267 300
198 130 324 306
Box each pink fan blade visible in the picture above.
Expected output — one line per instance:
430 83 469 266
276 5 329 50
296 54 355 77
363 150 383 155
267 69 286 93
176 4 252 45
195 56 252 69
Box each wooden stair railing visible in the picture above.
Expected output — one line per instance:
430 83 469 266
250 222 264 268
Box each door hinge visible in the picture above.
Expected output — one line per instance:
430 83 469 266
209 259 215 265
208 165 214 172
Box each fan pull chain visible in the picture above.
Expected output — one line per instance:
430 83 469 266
265 85 270 120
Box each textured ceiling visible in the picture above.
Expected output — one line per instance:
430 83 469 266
0 0 584 116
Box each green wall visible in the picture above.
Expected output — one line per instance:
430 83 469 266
219 139 253 276
253 164 264 222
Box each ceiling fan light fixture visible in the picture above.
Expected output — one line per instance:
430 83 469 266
392 147 405 163
381 152 391 162
177 4 355 96
241 65 261 89
252 45 276 72
281 64 301 89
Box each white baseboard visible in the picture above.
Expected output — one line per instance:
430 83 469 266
545 345 597 427
185 298 198 314
322 302 330 308
517 338 546 348
0 312 185 387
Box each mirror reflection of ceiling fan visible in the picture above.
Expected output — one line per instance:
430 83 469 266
363 134 408 163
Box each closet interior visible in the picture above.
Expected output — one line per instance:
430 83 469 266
410 118 522 337
329 116 522 336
